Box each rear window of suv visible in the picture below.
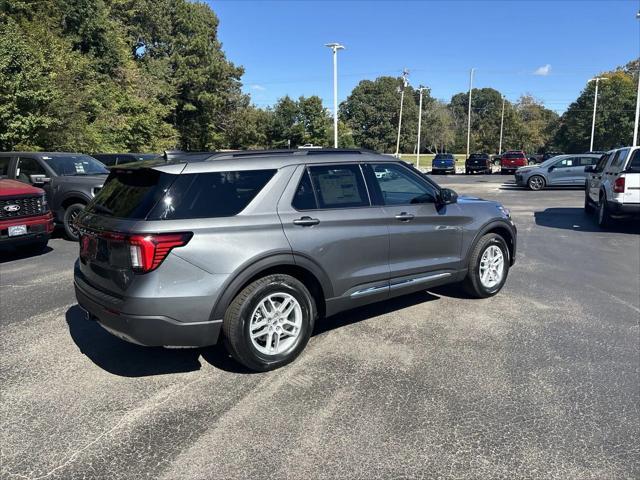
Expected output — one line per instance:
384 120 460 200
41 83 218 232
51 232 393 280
504 153 525 159
87 168 276 219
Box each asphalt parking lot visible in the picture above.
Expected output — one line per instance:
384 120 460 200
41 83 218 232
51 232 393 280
1 175 639 480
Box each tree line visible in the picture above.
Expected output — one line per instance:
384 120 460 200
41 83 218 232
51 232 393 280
1 1 638 155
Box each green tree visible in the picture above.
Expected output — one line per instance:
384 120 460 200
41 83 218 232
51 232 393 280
554 64 638 152
340 76 418 153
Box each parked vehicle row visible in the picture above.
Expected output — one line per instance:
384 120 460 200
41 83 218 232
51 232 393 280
74 149 517 371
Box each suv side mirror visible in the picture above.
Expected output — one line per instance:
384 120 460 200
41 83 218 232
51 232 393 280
584 165 595 173
30 174 50 185
438 188 458 205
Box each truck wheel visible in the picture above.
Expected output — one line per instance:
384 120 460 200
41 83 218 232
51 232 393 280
63 203 85 241
222 274 316 372
527 175 545 191
463 233 510 298
597 196 612 228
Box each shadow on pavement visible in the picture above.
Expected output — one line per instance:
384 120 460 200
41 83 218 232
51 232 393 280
534 207 640 234
66 305 204 377
0 245 53 264
67 291 444 376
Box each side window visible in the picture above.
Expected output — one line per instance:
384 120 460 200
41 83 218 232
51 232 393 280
578 157 597 166
16 157 46 183
555 157 575 168
0 157 9 177
594 154 609 172
292 169 317 210
370 163 437 205
626 149 640 172
612 149 629 168
307 164 370 209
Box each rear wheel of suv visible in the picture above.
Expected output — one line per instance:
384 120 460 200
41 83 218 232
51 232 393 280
527 175 545 191
597 195 612 228
463 233 510 298
223 274 316 372
63 203 85 241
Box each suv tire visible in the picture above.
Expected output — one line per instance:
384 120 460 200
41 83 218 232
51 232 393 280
63 203 85 241
597 195 612 228
223 274 316 372
463 233 510 298
527 175 545 191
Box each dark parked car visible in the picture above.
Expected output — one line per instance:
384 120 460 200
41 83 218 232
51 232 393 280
0 153 109 241
527 151 564 165
75 149 517 371
92 153 160 166
465 153 492 174
431 153 456 174
0 179 54 252
500 151 528 174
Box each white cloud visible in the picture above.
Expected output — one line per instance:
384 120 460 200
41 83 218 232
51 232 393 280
250 84 266 91
533 64 552 76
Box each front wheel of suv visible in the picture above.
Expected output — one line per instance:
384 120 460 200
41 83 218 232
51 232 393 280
527 175 545 191
63 203 85 241
222 274 316 372
463 233 510 298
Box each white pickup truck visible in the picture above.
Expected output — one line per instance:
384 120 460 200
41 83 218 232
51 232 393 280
584 146 640 227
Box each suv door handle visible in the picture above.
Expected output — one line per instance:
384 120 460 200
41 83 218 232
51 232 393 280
395 212 415 222
293 216 320 226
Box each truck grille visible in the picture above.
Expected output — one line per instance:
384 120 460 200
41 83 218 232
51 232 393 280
0 196 46 219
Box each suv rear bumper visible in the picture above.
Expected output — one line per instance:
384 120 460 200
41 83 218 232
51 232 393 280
608 202 640 215
74 277 222 348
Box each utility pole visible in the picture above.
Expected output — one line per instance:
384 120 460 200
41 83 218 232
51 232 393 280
588 77 608 152
466 68 475 159
633 10 640 146
416 86 426 169
498 95 506 155
395 68 409 158
325 43 345 148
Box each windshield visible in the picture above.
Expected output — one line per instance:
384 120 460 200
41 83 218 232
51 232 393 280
43 155 109 176
538 155 565 167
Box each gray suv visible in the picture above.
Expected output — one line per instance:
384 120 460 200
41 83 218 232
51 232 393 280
514 154 601 190
74 149 517 371
0 152 109 240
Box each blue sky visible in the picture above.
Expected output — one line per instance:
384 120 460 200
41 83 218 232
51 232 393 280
210 0 640 113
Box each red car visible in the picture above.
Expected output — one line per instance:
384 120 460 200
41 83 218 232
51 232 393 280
500 151 528 175
0 179 54 252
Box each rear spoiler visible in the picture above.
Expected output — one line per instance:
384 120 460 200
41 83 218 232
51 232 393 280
163 150 219 163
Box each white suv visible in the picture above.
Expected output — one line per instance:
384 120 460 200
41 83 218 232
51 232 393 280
585 147 640 227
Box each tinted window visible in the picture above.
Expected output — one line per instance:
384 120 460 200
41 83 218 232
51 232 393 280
578 156 598 166
292 169 317 210
612 149 629 168
627 149 640 172
594 154 610 172
308 164 369 209
44 155 108 176
87 168 176 219
0 157 9 177
504 153 525 159
92 154 118 166
16 157 46 183
554 157 576 167
370 163 437 205
150 170 276 219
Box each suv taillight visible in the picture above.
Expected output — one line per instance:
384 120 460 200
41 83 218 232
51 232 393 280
613 177 625 194
128 233 193 273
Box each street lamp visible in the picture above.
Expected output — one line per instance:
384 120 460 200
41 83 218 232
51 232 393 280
588 77 608 152
416 86 427 169
325 43 345 148
395 69 410 158
466 68 475 159
498 95 506 155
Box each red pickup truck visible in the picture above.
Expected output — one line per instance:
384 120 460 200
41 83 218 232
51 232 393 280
500 151 528 175
0 179 54 252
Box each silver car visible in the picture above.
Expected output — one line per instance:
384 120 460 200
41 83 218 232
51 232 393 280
74 149 517 371
514 154 601 190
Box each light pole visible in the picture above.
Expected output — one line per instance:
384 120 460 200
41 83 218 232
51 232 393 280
498 95 506 155
416 86 427 169
325 43 344 148
466 68 475 159
395 69 409 158
588 77 608 152
633 10 640 146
